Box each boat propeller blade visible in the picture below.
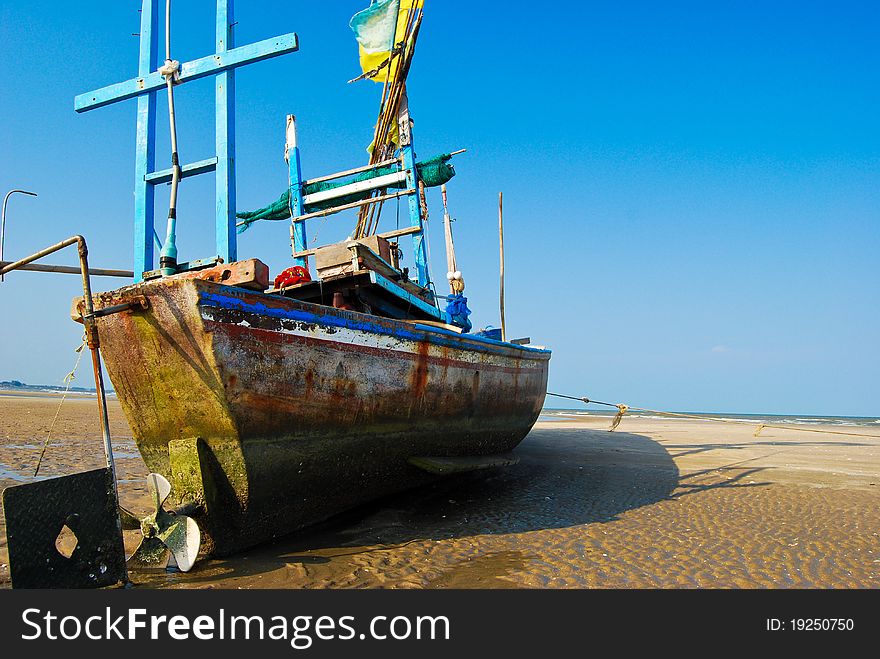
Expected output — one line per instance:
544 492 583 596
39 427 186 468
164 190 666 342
148 472 172 511
160 514 201 572
126 473 201 572
118 505 142 530
128 536 170 570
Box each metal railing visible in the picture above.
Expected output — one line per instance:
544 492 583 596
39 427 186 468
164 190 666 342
1 237 119 476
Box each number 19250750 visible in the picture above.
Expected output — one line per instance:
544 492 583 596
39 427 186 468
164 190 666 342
766 618 854 631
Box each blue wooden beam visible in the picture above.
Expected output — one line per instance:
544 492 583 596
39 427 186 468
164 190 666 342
77 1 300 279
75 33 299 113
133 0 159 281
215 0 237 263
368 272 449 323
145 157 218 185
397 91 430 288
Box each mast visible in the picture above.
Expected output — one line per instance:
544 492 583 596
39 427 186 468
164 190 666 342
75 0 300 281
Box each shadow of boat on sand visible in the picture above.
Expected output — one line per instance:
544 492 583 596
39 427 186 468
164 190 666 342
134 425 769 588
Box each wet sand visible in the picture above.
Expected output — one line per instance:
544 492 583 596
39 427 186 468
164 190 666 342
1 393 878 588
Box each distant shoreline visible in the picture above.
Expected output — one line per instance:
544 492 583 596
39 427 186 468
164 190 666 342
1 388 873 426
0 381 97 394
541 408 880 428
0 389 113 400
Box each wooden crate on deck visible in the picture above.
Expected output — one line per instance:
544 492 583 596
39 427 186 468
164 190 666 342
315 236 393 280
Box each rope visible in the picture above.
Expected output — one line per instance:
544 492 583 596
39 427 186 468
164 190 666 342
545 392 880 439
609 404 628 431
546 392 629 431
33 336 87 477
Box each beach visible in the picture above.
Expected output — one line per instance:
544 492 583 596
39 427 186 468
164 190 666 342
1 393 878 589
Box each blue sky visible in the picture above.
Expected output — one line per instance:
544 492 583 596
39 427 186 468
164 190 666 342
0 1 877 415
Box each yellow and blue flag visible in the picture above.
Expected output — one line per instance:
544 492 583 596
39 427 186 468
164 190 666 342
350 0 423 83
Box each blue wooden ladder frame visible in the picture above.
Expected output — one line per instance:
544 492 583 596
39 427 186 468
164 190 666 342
75 0 299 281
286 89 432 290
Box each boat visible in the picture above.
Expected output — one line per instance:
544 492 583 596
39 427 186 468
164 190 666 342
84 271 549 556
4 0 550 572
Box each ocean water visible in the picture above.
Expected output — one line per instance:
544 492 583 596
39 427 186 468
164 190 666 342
540 408 880 428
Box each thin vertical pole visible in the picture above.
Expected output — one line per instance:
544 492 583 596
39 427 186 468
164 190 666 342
134 0 159 281
286 115 307 266
216 0 237 263
76 242 117 481
441 184 456 293
158 0 182 275
398 87 429 287
499 191 506 342
76 238 128 584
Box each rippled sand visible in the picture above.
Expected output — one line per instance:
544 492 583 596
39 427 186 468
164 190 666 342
1 394 878 588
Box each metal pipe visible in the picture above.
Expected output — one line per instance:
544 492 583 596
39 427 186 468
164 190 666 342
74 238 117 475
159 0 181 275
0 261 133 278
0 236 81 274
0 236 125 579
88 301 148 318
1 189 37 282
0 237 117 473
165 0 172 62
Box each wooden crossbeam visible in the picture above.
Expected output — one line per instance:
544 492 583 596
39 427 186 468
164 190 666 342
302 170 408 206
145 157 218 184
287 188 416 224
291 226 421 259
75 33 299 113
303 156 402 186
368 271 446 322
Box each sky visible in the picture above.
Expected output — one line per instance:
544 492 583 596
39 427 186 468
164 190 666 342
0 0 877 416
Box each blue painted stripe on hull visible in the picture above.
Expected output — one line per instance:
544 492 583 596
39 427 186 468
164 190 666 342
197 288 550 360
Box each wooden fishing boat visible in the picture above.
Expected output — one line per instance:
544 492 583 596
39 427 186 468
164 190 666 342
84 271 549 555
45 0 551 567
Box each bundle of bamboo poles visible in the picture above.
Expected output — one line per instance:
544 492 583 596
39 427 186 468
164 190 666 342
354 4 424 239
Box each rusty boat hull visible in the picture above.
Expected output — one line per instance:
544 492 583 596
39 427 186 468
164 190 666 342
88 278 550 555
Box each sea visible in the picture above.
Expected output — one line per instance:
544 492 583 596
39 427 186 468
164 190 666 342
539 408 880 428
0 387 874 427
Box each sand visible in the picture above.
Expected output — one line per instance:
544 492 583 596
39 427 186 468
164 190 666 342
1 393 878 588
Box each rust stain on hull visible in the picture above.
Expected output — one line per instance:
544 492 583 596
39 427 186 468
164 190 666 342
87 278 551 555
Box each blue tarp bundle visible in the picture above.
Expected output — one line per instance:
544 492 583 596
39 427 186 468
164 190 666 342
445 294 472 332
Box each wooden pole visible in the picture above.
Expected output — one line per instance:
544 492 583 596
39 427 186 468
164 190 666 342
498 191 506 342
355 7 423 238
442 184 456 293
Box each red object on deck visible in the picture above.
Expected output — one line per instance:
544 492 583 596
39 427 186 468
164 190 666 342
274 265 312 289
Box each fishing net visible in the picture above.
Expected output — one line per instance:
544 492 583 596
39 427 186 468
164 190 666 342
236 153 456 233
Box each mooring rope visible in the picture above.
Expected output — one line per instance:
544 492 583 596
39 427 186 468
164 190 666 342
545 392 880 439
32 336 87 477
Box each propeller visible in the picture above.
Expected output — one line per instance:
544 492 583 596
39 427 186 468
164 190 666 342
121 473 201 572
